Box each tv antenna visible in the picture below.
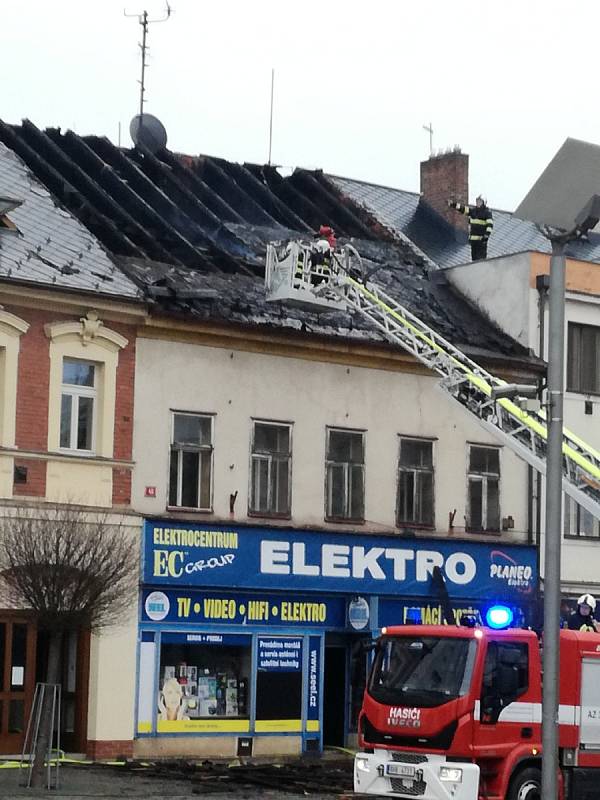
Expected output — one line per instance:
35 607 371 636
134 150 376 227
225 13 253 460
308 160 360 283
125 4 173 119
422 122 434 156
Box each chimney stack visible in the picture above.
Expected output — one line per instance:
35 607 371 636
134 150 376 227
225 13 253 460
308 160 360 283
420 149 469 234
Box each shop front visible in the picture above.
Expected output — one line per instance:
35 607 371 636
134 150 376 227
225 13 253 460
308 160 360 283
136 520 537 757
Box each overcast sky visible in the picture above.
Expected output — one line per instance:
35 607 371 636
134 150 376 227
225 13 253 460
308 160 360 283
2 0 600 211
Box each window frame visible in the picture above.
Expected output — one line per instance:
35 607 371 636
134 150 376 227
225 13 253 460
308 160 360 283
248 419 292 519
564 494 600 539
466 444 501 533
396 436 435 529
168 411 215 512
325 426 365 523
567 322 600 395
59 358 97 454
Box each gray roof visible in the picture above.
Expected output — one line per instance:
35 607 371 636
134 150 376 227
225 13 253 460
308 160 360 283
329 175 600 268
0 143 140 298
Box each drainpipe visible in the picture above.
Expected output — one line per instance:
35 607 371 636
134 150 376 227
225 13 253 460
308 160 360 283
534 274 550 548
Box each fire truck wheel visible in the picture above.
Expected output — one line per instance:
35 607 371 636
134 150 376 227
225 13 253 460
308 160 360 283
507 767 541 800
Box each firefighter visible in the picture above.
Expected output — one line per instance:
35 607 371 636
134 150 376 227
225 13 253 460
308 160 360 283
309 226 336 285
447 195 494 261
568 593 599 632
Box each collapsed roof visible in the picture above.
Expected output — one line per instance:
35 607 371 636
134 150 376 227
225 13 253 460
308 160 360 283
0 119 539 367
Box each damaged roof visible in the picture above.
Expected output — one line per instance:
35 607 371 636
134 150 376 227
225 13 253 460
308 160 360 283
0 119 537 364
329 174 600 268
0 142 140 298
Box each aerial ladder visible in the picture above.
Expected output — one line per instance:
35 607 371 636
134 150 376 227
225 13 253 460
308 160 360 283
265 239 600 519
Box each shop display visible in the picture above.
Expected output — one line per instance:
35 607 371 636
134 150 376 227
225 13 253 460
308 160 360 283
159 653 249 719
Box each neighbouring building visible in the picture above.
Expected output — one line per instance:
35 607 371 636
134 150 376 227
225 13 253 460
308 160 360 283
0 139 144 756
0 120 544 758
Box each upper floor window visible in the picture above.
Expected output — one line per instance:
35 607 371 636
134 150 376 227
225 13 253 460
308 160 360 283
60 359 96 452
325 428 365 522
397 437 434 527
467 445 500 532
249 421 291 517
169 413 213 510
567 323 600 394
564 495 599 538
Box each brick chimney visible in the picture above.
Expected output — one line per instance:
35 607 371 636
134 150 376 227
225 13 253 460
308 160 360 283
420 149 469 234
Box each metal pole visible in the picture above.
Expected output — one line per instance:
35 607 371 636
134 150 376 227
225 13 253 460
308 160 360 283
541 237 566 800
139 11 148 119
268 68 275 166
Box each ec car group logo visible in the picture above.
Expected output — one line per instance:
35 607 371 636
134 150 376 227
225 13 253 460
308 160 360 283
489 550 534 594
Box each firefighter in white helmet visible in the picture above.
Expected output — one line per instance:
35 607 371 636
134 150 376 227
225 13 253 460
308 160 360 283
568 593 599 632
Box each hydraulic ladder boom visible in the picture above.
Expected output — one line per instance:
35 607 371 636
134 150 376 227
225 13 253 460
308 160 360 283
265 240 600 519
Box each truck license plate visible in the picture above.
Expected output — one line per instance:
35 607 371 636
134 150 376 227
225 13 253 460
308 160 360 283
385 764 416 778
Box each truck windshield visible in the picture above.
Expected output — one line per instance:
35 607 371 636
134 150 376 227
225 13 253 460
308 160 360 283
368 636 478 708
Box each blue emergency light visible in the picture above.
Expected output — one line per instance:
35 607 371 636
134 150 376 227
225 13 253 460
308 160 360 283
485 605 514 629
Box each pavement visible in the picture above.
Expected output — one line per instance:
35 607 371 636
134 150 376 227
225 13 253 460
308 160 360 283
0 754 354 799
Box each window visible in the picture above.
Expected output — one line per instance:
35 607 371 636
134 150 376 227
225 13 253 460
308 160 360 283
249 421 291 517
169 413 213 510
59 359 96 452
480 641 528 724
325 428 365 521
158 635 251 729
564 495 599 538
467 446 500 532
568 323 600 394
397 437 434 527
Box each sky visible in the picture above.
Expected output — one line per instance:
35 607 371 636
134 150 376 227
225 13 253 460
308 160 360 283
2 0 600 211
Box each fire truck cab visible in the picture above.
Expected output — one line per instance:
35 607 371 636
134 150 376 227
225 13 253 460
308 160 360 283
354 625 600 800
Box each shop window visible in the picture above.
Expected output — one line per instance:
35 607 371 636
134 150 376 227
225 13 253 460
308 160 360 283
568 322 600 394
397 437 434 527
467 445 500 532
256 636 302 731
325 428 365 522
249 421 292 517
159 638 250 725
564 494 600 538
60 359 96 452
168 413 214 510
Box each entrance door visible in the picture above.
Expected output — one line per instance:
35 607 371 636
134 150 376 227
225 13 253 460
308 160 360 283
0 619 36 753
324 645 346 747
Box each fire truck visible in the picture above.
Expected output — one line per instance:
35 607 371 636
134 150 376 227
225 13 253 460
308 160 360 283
353 624 600 800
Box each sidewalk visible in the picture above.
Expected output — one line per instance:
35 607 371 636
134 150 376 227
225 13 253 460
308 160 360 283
0 754 354 799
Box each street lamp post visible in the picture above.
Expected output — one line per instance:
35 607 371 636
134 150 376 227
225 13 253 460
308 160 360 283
540 196 600 800
541 235 567 800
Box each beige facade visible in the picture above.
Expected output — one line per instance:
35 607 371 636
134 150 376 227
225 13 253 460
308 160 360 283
132 327 531 541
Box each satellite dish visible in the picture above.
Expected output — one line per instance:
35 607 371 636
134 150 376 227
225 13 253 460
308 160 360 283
129 113 168 153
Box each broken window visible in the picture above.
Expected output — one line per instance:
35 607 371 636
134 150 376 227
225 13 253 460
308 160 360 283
325 428 365 522
567 323 600 394
60 359 96 452
467 445 500 532
564 494 600 538
397 437 434 527
249 421 292 517
168 413 213 510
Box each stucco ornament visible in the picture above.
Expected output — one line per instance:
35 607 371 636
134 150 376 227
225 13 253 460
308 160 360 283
79 310 104 346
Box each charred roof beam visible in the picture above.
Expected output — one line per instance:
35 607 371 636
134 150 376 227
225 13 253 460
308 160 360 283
61 133 208 269
0 120 146 260
290 170 375 240
188 157 280 227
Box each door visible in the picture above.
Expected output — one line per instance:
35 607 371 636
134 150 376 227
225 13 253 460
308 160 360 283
324 645 346 746
0 619 36 753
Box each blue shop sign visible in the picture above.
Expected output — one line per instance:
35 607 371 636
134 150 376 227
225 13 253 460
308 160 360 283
161 632 249 646
142 589 346 628
257 637 302 671
143 520 537 601
379 598 527 628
